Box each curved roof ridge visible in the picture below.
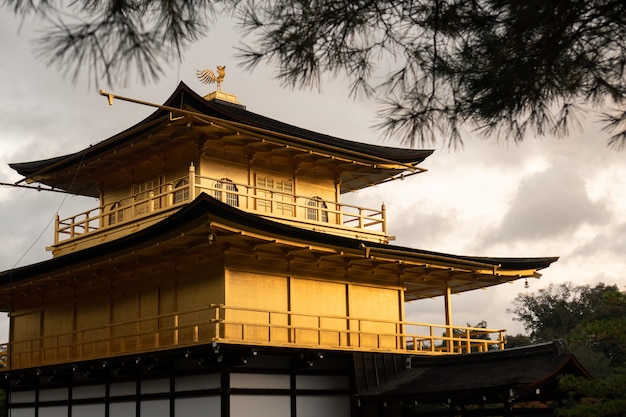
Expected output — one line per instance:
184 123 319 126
10 81 433 183
174 82 434 163
0 193 558 286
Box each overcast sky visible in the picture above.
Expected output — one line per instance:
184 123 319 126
1 9 625 342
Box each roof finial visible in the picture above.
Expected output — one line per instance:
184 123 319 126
196 66 226 91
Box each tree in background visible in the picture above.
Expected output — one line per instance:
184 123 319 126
559 290 626 416
510 283 618 343
559 369 626 417
504 333 532 348
510 282 621 377
3 0 625 147
511 283 626 416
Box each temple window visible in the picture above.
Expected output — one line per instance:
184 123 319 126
108 202 124 225
213 178 239 207
173 179 189 204
256 176 294 216
133 177 163 213
306 197 329 222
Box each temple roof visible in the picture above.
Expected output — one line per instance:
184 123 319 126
356 340 593 403
9 82 433 197
0 194 558 309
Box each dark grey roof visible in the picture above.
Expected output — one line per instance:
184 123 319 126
0 194 558 289
356 340 592 402
10 82 433 180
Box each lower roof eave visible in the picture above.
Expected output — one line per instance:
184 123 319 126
0 194 559 305
356 341 592 403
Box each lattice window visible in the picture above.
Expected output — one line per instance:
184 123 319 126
255 175 294 216
132 177 163 214
173 179 189 204
108 202 124 225
306 197 328 222
213 178 239 207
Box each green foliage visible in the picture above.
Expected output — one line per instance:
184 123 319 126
4 0 216 86
509 283 619 345
574 290 626 368
559 371 626 417
235 0 626 147
3 0 625 147
504 333 532 348
511 283 626 415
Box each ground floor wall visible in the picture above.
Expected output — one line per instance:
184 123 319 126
9 376 351 417
4 346 354 417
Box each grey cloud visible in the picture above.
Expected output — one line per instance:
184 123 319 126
0 188 97 270
391 205 458 250
482 160 610 245
570 222 626 258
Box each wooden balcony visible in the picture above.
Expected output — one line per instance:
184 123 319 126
0 305 505 371
53 166 390 248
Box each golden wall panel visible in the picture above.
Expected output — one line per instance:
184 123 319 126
75 299 110 358
176 269 224 345
295 174 335 202
290 279 347 347
110 293 139 354
42 306 74 363
348 285 402 350
200 157 249 189
139 288 159 349
176 275 217 310
225 271 288 343
159 285 176 313
158 285 177 346
111 293 138 324
9 256 229 368
12 312 40 345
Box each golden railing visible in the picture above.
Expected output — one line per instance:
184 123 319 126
54 166 388 244
0 305 505 371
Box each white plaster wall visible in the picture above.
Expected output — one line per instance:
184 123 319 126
73 404 106 416
109 401 135 417
73 384 105 399
141 399 169 417
8 409 35 417
230 395 290 417
175 396 220 417
297 396 351 417
230 373 290 389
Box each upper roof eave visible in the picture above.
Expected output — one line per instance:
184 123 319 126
9 82 434 185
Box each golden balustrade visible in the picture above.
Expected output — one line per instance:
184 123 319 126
54 169 388 245
0 305 505 371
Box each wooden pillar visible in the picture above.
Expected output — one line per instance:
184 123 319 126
189 163 196 200
54 214 60 244
397 289 405 350
335 178 342 226
221 368 230 417
444 282 453 352
381 202 387 235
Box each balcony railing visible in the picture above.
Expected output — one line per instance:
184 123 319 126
0 305 505 371
54 165 388 245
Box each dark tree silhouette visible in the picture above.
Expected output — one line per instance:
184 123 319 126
3 0 626 147
510 282 624 377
